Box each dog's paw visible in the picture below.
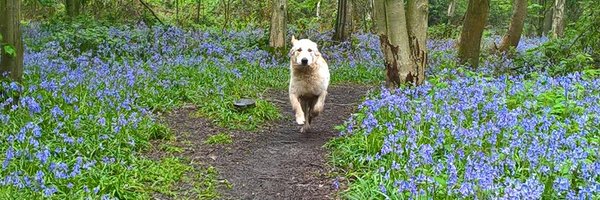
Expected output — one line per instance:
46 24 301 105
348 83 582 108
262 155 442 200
313 103 324 114
310 109 321 118
300 124 311 133
295 115 305 125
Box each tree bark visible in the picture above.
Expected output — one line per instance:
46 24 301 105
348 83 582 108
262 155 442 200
496 0 527 52
457 0 490 69
333 0 353 41
407 0 427 85
407 0 428 55
269 0 287 51
0 0 24 82
551 0 565 38
373 0 427 87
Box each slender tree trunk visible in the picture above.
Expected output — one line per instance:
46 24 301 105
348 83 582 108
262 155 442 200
196 0 201 23
0 0 24 82
457 0 490 69
333 0 353 41
551 0 565 38
269 0 287 52
316 0 321 18
543 7 553 35
175 0 179 25
65 0 80 18
447 0 457 24
222 0 231 31
497 0 528 52
374 0 427 87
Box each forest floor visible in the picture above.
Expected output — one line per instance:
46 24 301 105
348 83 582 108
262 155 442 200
145 85 373 200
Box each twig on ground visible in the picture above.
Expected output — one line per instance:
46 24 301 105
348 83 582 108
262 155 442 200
330 103 358 106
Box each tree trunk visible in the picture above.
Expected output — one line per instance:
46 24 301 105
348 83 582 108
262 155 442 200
316 0 321 18
175 0 179 25
406 0 427 85
407 0 428 54
447 0 457 24
551 0 565 38
457 0 490 69
65 0 80 18
269 0 287 51
0 0 24 82
333 0 353 41
373 0 427 87
196 0 201 23
542 8 553 35
497 0 527 52
222 0 231 31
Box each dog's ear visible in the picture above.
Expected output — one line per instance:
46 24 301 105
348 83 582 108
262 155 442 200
314 48 321 57
291 35 298 46
288 47 296 57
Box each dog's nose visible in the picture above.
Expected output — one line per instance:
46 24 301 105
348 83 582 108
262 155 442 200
301 58 308 65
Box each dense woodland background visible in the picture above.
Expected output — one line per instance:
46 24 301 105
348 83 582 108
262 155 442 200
4 0 599 81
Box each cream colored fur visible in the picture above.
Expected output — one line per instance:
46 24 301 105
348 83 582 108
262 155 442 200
288 36 330 133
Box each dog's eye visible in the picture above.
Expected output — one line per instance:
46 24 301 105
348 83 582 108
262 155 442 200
297 48 302 52
308 49 312 52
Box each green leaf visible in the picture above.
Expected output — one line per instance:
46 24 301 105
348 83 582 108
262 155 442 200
3 45 16 57
434 176 447 187
560 161 572 174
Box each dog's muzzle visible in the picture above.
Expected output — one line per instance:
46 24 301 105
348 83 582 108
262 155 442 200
301 58 308 65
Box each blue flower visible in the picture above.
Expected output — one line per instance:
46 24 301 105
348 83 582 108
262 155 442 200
3 146 14 169
43 185 57 197
50 106 64 119
553 177 570 193
21 96 41 114
36 147 50 164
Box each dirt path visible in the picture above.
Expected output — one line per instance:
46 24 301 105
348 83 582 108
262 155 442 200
152 85 371 200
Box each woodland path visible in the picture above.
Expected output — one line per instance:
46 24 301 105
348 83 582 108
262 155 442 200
148 85 372 200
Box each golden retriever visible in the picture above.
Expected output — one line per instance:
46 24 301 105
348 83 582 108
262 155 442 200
288 36 330 133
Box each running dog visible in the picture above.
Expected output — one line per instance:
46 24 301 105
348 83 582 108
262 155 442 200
288 36 330 133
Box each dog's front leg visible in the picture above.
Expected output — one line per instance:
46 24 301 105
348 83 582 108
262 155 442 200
311 91 328 117
289 93 305 125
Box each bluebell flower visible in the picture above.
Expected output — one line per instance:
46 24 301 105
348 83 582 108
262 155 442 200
3 146 14 169
553 177 570 193
101 194 112 200
36 147 50 164
43 185 57 197
50 105 64 119
21 96 41 114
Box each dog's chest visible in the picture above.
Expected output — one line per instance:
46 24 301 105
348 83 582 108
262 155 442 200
291 71 325 95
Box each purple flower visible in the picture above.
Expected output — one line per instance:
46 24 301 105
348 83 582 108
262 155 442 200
379 184 387 194
332 179 340 190
2 146 15 169
43 185 57 197
21 96 41 114
51 106 64 119
36 147 51 164
553 177 570 193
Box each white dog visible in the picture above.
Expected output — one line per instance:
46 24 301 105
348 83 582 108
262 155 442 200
288 36 330 133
